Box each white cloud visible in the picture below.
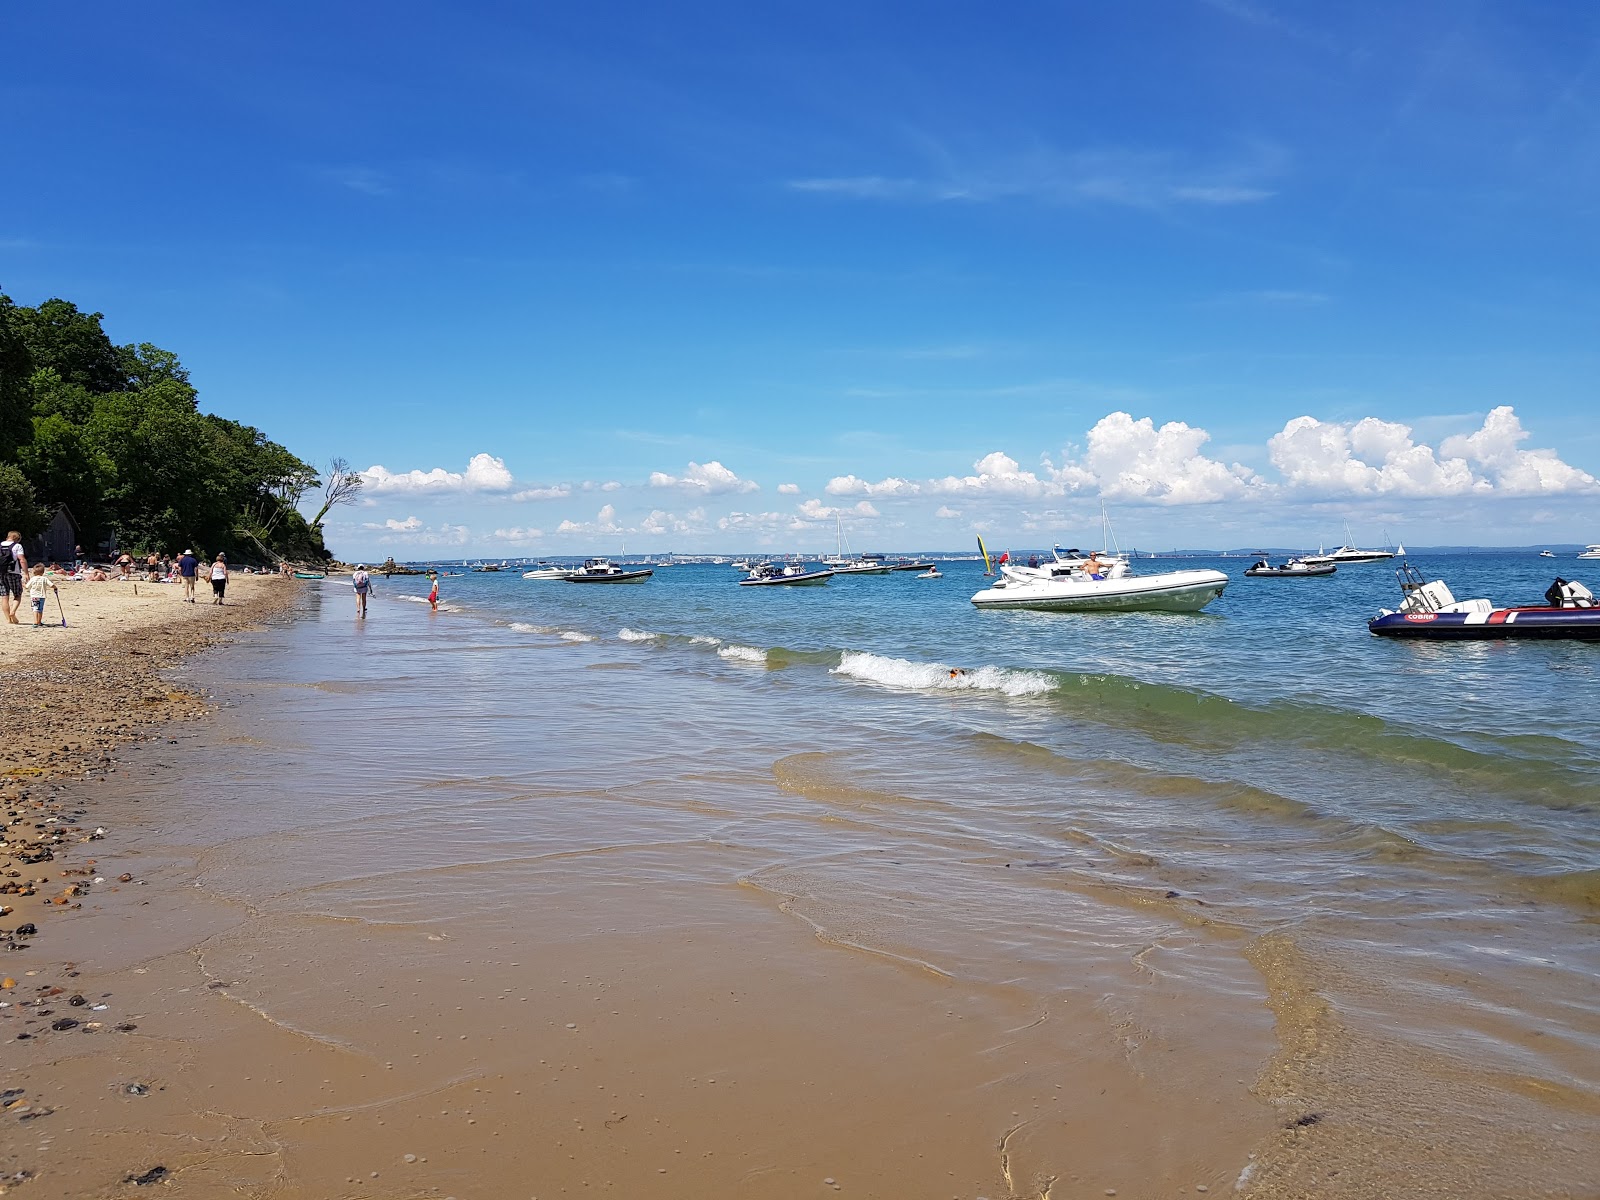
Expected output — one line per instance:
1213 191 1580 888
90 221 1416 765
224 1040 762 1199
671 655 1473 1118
934 506 961 519
491 527 544 542
648 460 759 495
777 483 801 494
1057 413 1264 504
1439 407 1599 495
556 504 621 535
361 515 423 532
797 498 879 521
825 474 921 497
362 453 514 494
365 521 470 547
511 484 571 501
931 452 1053 498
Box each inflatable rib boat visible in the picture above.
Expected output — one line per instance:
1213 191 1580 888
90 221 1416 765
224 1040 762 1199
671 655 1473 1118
1369 566 1600 640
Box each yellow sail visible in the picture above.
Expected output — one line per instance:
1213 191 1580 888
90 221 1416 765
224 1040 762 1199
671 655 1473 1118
977 535 993 574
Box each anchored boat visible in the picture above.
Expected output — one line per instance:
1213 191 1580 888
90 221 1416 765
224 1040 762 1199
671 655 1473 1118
970 548 1228 613
1244 556 1336 578
563 557 654 584
1368 563 1600 640
739 562 834 587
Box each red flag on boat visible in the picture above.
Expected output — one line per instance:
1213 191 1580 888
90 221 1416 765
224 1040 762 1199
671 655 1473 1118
998 551 1009 564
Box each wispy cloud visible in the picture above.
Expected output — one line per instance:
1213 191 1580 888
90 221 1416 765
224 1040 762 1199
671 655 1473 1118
788 144 1284 211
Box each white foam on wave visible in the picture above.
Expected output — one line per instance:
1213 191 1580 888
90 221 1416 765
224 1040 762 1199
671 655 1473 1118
717 644 767 665
617 628 661 642
560 631 595 643
510 621 555 634
831 651 1055 697
689 635 722 646
395 595 465 612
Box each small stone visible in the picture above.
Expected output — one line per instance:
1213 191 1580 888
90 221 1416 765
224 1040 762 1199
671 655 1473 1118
403 1154 417 1164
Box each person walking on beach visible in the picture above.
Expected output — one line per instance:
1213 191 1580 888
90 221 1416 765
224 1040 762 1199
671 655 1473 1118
427 569 439 612
352 564 372 618
209 552 229 604
1 530 27 624
178 548 199 602
24 564 56 628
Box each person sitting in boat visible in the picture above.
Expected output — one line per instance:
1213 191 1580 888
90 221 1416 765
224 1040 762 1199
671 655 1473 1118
1027 554 1039 568
1084 553 1108 580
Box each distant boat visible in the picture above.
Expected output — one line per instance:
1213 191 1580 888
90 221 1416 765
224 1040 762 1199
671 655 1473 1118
1580 545 1600 560
1540 550 1556 558
1244 556 1336 578
916 567 943 579
739 562 834 587
1302 524 1397 566
522 563 572 580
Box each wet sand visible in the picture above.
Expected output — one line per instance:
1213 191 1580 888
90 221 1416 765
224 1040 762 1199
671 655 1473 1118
3 581 1594 1199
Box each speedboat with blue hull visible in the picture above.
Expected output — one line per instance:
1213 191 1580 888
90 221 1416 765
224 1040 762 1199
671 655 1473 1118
1369 565 1600 640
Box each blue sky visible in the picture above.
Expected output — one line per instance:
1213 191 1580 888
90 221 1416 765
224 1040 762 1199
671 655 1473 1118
6 0 1598 555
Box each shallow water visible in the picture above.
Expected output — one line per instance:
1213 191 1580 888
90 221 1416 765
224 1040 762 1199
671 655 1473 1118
40 554 1600 1197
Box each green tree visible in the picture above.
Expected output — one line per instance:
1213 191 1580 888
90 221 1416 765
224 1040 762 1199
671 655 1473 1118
0 462 45 536
0 293 34 459
10 298 129 395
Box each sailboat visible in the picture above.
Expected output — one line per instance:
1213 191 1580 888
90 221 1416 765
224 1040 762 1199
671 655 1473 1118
977 535 995 576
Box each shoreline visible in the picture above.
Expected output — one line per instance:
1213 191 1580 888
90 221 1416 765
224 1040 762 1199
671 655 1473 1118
1 576 303 948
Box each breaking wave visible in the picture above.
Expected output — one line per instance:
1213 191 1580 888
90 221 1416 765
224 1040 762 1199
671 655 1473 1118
618 628 662 642
560 631 595 643
831 651 1056 697
717 644 767 665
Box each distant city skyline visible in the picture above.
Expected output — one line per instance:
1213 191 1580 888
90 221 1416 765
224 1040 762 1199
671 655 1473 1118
7 1 1598 556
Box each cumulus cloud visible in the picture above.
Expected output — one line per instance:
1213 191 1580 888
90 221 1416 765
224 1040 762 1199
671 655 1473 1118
556 504 620 535
491 527 544 542
512 484 571 501
1269 407 1595 499
777 483 801 494
648 461 758 495
361 516 423 532
362 453 514 494
934 506 961 519
797 498 880 521
1055 413 1264 504
826 474 921 497
1439 407 1599 495
931 452 1053 498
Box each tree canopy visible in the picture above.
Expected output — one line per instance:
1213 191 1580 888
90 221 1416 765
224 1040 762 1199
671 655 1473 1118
0 289 330 562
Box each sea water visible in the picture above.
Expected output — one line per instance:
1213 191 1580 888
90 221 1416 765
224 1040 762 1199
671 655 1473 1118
143 553 1598 1194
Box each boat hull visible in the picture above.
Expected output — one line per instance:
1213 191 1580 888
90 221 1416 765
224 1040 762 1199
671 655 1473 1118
1244 564 1336 577
971 569 1229 613
564 569 654 584
740 570 833 586
1369 607 1600 640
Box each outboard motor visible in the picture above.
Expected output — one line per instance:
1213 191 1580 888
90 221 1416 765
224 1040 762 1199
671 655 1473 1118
1545 577 1597 608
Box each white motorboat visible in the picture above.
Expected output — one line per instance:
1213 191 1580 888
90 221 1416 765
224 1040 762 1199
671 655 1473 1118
916 567 943 579
1301 525 1399 566
832 554 892 576
1579 545 1600 560
739 562 834 587
971 548 1227 613
1539 550 1557 558
522 563 572 580
564 557 654 584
